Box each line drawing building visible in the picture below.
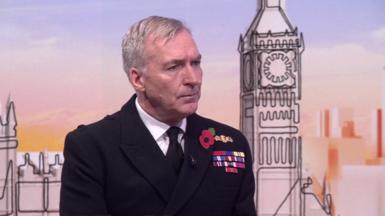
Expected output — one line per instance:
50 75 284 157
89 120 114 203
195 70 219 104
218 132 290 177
0 97 17 216
0 98 63 216
239 0 332 215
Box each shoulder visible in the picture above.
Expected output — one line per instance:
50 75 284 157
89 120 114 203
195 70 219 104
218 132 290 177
65 110 122 147
66 96 138 141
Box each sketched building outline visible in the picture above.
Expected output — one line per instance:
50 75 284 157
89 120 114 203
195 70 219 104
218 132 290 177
0 98 63 216
0 98 17 216
239 0 332 215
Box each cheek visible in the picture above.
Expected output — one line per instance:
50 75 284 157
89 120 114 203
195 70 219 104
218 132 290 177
143 72 182 100
195 68 203 81
199 69 203 79
144 75 165 93
147 80 178 102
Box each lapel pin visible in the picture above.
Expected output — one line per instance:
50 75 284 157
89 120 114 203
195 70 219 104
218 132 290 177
214 134 234 143
188 155 198 168
199 128 215 149
199 127 235 150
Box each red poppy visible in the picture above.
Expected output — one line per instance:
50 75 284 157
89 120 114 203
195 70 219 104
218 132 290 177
199 129 215 149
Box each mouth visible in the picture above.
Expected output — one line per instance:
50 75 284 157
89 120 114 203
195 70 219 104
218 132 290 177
179 91 200 101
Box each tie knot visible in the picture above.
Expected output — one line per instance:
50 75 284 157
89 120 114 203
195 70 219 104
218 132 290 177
166 126 182 141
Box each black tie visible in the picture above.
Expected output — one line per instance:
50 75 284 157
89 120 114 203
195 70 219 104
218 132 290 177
166 126 184 174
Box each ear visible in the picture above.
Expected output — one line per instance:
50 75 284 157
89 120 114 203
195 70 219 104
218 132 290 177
128 67 145 92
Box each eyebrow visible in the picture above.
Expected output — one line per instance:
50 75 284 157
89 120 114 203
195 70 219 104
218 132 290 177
194 54 202 61
164 54 202 66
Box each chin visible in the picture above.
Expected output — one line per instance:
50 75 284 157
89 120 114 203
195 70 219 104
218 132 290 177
178 102 199 116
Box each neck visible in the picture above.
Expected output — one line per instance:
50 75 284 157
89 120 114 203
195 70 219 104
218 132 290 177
137 96 183 126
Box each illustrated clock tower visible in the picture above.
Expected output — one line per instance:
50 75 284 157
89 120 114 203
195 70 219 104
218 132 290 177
239 0 305 215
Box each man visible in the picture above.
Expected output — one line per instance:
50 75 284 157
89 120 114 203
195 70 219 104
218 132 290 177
60 16 256 216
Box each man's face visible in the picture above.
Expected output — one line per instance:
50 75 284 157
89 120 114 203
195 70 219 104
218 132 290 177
139 30 202 124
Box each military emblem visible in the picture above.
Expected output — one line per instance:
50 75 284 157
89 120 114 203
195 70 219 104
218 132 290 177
199 128 234 149
212 151 246 173
214 135 233 143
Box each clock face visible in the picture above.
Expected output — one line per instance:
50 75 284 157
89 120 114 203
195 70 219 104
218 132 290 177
261 51 295 88
243 54 254 91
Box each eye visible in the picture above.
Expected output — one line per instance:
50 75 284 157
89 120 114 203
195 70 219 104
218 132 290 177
191 60 201 67
191 59 201 67
167 64 183 71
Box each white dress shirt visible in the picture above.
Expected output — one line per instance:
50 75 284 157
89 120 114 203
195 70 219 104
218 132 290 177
135 98 186 155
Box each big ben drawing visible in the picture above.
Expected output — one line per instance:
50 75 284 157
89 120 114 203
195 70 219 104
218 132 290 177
239 1 334 215
239 0 304 215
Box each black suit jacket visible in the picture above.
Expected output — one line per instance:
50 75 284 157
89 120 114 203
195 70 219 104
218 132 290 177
60 96 256 216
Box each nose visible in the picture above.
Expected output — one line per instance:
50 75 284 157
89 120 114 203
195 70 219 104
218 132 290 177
183 64 202 87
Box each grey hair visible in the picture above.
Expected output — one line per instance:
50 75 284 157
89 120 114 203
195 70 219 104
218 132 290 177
121 16 190 74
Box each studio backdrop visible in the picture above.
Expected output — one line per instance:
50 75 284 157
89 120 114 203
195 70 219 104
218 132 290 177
1 0 384 215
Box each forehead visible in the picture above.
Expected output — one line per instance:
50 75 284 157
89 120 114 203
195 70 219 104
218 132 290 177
144 30 200 60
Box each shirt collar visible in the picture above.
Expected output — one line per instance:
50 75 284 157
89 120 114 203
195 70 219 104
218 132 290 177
135 98 186 141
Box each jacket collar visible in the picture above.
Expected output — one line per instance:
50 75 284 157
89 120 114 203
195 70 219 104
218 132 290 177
119 95 213 214
119 95 178 203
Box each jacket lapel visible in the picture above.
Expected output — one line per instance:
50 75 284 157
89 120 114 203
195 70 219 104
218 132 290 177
164 114 213 215
119 96 178 203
